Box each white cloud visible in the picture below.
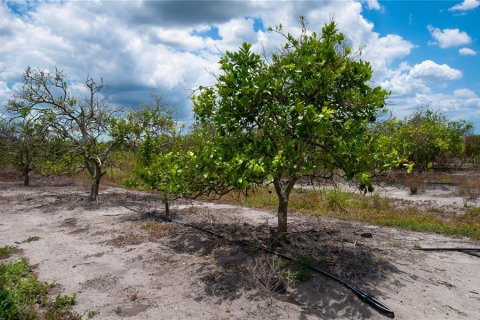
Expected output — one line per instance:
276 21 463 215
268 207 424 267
382 60 462 98
454 88 478 99
365 0 381 10
459 47 477 55
217 17 259 51
363 34 414 78
427 25 471 48
413 90 480 112
383 62 479 124
450 0 480 11
381 72 430 97
387 88 480 124
409 60 462 81
3 0 476 127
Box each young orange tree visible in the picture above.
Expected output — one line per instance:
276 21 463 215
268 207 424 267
145 20 389 234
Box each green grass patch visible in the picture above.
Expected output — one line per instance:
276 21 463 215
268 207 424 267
0 257 81 320
221 187 480 240
278 256 314 285
0 245 21 259
25 236 40 243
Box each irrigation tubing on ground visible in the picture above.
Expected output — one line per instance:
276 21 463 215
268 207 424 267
156 214 395 318
414 247 480 258
413 247 480 251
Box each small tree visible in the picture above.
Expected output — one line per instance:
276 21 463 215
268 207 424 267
111 99 179 213
0 107 50 186
10 67 120 200
168 20 389 234
385 109 471 170
464 135 480 163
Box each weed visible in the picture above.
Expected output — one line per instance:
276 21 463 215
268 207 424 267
54 293 76 308
324 189 349 211
251 254 314 294
128 291 139 302
468 207 480 215
85 310 98 318
390 240 403 248
279 256 314 285
141 221 176 239
125 288 140 302
114 306 123 315
405 174 424 195
250 256 287 295
0 245 21 259
0 257 81 319
413 243 422 249
25 235 40 242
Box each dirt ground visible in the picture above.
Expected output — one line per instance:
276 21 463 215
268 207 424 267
0 178 479 320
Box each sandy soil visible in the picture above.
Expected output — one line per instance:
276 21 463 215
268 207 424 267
364 183 479 214
0 179 479 320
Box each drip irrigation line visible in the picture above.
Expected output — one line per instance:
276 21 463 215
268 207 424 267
464 252 480 258
156 214 395 318
414 247 480 258
413 248 480 252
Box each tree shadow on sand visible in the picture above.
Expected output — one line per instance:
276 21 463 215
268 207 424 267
155 209 402 319
12 186 163 213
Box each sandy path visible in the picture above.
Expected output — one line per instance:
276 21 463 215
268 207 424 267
0 180 479 319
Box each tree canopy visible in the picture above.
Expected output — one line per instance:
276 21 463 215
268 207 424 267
376 109 471 170
146 20 389 234
0 107 50 186
6 67 176 201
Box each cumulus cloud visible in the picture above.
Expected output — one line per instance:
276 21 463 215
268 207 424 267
382 60 462 99
427 25 471 48
409 60 462 81
459 47 477 55
454 88 479 99
450 0 480 11
382 62 480 124
364 0 381 10
0 0 417 120
411 90 480 113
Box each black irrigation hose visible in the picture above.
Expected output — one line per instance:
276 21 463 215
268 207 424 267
156 214 395 318
413 247 480 251
414 247 480 258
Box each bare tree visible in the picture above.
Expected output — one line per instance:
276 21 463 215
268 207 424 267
10 67 118 200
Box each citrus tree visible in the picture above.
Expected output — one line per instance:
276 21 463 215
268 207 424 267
173 20 389 234
383 109 471 170
111 99 179 213
0 106 50 186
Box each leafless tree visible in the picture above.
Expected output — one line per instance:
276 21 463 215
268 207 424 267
10 67 118 200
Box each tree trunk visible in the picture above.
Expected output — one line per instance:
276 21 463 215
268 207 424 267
163 193 170 216
89 175 101 201
273 178 296 236
22 166 30 186
277 190 289 234
86 159 104 202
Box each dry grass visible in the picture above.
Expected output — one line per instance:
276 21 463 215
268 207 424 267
140 221 178 239
221 187 480 240
456 175 480 203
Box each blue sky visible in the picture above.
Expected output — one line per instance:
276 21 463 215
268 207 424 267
0 0 479 129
